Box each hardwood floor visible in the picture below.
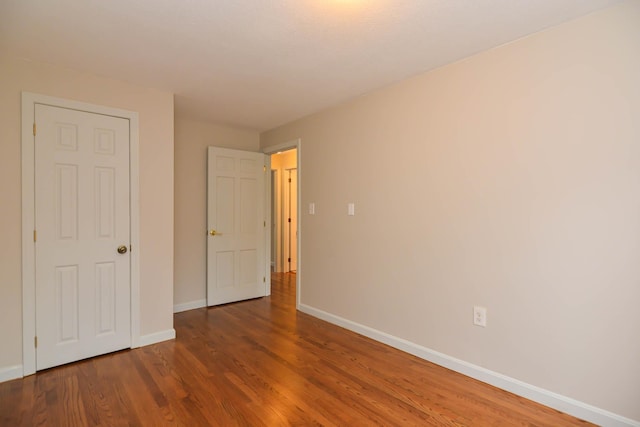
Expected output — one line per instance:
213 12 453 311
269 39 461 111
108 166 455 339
1 273 592 426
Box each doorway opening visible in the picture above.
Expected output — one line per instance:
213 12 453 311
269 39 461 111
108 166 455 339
264 139 301 309
270 148 297 274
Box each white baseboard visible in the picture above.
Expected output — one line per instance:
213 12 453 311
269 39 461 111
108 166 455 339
2 330 176 382
0 365 23 383
299 303 640 427
173 299 206 313
138 329 176 347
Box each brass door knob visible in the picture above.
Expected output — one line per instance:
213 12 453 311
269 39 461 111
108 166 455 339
117 245 128 254
209 229 217 236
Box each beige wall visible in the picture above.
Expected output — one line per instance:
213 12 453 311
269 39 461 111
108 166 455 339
261 2 640 421
173 117 259 308
0 56 175 370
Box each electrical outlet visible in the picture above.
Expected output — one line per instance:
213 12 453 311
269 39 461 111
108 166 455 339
473 306 487 327
348 203 355 216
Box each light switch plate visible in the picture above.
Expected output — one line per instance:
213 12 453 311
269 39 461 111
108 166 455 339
348 203 355 216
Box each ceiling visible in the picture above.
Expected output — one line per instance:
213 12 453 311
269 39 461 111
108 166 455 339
0 0 622 131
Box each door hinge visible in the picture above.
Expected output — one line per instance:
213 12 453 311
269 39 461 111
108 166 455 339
288 178 291 183
263 165 266 172
288 218 291 223
33 123 36 136
263 276 266 283
34 336 38 348
33 230 37 242
288 258 291 263
264 221 266 227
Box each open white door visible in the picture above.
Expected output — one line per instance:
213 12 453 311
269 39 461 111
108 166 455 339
207 147 267 306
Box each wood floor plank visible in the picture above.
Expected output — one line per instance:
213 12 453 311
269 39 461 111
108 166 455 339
0 272 593 426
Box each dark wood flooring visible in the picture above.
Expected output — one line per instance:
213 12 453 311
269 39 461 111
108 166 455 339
0 273 592 426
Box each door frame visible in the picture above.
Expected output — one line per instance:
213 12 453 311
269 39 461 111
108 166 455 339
263 139 301 309
21 92 141 376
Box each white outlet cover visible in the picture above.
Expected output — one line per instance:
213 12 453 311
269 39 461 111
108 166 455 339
473 306 487 327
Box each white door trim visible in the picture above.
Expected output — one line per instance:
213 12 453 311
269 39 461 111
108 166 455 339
262 139 301 309
21 92 141 376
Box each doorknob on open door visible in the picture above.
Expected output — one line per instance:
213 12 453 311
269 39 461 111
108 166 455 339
209 229 218 236
117 245 128 254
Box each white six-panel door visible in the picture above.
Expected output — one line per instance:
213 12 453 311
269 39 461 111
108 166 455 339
207 147 267 306
35 104 131 370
